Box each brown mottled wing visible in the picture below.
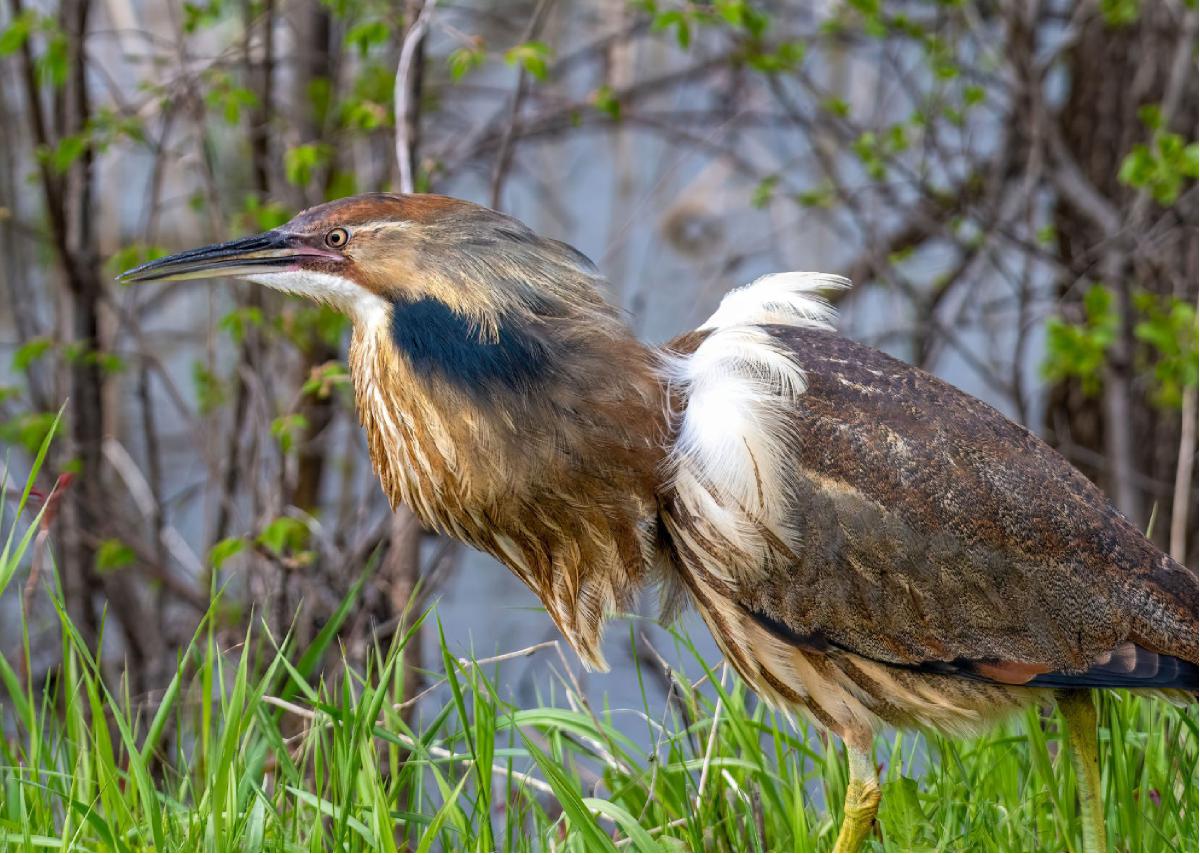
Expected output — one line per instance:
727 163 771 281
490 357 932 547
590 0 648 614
736 325 1198 688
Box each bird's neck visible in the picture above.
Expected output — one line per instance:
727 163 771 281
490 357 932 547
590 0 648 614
348 295 669 668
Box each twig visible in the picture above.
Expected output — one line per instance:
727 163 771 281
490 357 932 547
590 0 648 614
263 694 557 797
550 642 632 775
394 640 559 710
614 816 689 847
395 0 436 193
19 473 72 681
1045 125 1121 238
489 0 555 209
634 673 678 825
1169 387 1196 562
104 437 205 576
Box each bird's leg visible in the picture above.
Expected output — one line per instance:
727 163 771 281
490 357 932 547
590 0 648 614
832 735 880 853
1058 690 1105 852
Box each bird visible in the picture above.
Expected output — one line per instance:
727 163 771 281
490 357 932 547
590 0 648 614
120 192 1198 852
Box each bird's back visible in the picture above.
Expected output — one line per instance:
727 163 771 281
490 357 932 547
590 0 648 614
758 324 1197 671
660 274 1197 726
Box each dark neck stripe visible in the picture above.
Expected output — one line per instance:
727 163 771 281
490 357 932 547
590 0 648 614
389 296 549 398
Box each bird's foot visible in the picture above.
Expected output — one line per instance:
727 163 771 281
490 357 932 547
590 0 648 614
832 779 881 853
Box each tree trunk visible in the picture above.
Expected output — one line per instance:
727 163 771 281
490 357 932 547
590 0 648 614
1047 4 1198 563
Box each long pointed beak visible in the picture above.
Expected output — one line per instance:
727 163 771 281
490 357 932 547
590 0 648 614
117 230 329 283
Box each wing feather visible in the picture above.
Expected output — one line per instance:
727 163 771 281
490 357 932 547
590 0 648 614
673 324 1197 681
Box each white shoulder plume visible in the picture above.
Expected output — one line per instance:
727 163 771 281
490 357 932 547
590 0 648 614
663 271 850 584
698 272 848 332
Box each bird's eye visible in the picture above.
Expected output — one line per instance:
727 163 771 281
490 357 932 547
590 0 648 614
325 227 349 248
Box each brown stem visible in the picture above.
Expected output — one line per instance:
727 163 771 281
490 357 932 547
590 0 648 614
490 0 555 209
1169 388 1197 563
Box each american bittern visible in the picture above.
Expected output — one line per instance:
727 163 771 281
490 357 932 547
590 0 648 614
121 193 1198 852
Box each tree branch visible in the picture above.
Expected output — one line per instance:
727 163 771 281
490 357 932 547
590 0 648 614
395 0 435 192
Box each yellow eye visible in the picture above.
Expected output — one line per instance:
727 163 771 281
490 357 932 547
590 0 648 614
325 227 349 248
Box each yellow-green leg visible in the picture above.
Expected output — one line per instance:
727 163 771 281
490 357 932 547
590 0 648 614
1059 690 1106 852
833 737 880 853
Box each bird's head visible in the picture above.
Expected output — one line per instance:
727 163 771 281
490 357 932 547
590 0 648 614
119 193 608 330
120 194 668 670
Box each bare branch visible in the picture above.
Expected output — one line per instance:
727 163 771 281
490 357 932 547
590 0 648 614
1170 388 1197 562
489 0 555 209
395 0 436 192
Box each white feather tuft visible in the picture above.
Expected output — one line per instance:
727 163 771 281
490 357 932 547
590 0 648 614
665 271 849 575
699 272 847 332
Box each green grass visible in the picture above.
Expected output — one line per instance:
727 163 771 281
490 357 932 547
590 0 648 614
0 440 1196 852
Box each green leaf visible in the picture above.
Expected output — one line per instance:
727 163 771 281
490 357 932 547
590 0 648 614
850 131 886 180
823 97 850 118
92 351 126 376
0 410 61 455
346 20 390 57
182 0 226 33
593 84 621 120
95 538 135 573
1137 104 1163 131
752 175 779 209
256 516 309 555
36 30 68 88
1100 0 1141 26
794 183 835 208
0 10 36 56
1118 107 1198 206
1119 145 1153 186
270 413 309 455
416 772 472 851
306 76 333 126
301 360 350 398
448 43 486 81
47 133 87 174
109 243 167 278
203 73 259 125
503 40 551 80
878 775 928 850
1041 283 1119 396
209 536 246 569
933 60 959 81
885 122 908 153
746 40 806 73
279 304 348 349
652 10 692 49
284 143 330 187
240 194 292 231
192 361 225 415
714 0 745 27
326 169 358 200
219 306 264 343
343 99 389 130
1132 292 1199 408
12 338 53 372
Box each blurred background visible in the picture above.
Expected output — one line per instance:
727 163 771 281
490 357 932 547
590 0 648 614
0 0 1196 717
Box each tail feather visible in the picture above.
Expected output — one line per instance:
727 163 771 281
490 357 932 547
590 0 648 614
1022 645 1198 691
748 607 1199 694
